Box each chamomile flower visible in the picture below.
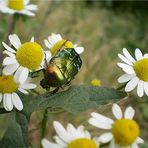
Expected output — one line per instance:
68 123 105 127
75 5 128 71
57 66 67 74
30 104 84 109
41 121 100 148
2 34 44 83
44 33 84 57
88 104 144 148
117 48 148 97
0 0 38 16
0 73 36 111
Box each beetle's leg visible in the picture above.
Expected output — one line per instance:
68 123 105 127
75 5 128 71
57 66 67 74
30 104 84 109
51 87 60 94
64 80 71 87
60 86 64 89
31 69 43 78
44 52 48 68
58 39 69 52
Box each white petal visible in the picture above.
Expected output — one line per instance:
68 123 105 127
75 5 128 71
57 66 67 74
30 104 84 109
2 42 16 53
20 83 36 89
112 104 122 119
53 121 70 143
144 82 148 96
18 88 29 94
3 94 13 111
137 80 144 97
117 63 135 74
41 139 59 148
118 54 133 65
125 77 139 92
144 54 148 58
88 118 112 129
9 34 21 49
20 9 35 16
93 137 100 146
135 48 143 60
118 74 134 83
131 143 139 148
30 37 34 42
14 67 29 84
0 93 2 103
55 34 62 41
91 112 114 124
44 40 52 49
122 48 136 63
48 36 56 45
3 57 17 66
11 93 23 111
25 4 38 11
44 51 52 62
53 136 66 147
3 63 19 75
3 50 15 58
66 123 77 139
124 106 135 119
24 0 30 5
74 47 84 54
98 133 113 143
136 137 144 144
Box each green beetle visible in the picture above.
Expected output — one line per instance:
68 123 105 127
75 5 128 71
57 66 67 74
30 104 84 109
40 47 82 91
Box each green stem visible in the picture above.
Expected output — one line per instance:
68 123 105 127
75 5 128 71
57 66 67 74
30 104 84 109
1 14 19 67
116 83 127 90
5 14 18 44
31 89 40 95
41 108 48 139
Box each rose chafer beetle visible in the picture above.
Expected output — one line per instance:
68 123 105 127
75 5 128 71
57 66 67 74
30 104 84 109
40 42 82 92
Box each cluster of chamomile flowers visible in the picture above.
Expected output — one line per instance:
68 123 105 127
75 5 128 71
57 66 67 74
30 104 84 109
41 104 144 148
0 33 84 111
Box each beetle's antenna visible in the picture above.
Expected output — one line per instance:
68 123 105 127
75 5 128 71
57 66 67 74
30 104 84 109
44 52 48 68
58 39 68 52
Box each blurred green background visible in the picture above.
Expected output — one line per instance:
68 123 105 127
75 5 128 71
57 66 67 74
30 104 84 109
0 0 148 147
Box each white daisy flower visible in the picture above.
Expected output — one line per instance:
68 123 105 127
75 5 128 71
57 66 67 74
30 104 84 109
41 121 100 148
88 104 144 148
0 73 36 111
2 34 44 84
44 33 84 57
0 0 38 16
117 48 148 97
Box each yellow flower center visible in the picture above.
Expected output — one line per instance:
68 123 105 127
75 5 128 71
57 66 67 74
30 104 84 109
51 39 73 56
112 119 139 146
91 79 101 86
8 0 24 11
134 58 148 82
67 138 98 148
0 76 18 93
16 42 43 70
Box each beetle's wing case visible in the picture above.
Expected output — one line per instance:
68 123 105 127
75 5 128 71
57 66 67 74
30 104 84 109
63 48 82 81
41 48 82 88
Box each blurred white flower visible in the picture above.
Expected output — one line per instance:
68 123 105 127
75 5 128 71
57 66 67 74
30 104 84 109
42 121 99 148
117 48 148 97
0 0 38 16
0 73 36 111
88 103 144 148
2 34 44 84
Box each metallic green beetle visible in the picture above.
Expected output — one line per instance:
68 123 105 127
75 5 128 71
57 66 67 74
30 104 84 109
40 48 82 91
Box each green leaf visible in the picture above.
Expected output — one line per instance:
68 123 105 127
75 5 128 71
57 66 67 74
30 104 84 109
0 85 126 147
22 85 127 116
0 111 29 148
